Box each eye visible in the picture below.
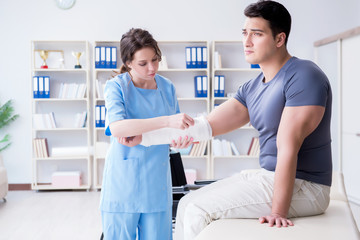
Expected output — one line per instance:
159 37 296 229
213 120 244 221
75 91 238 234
253 32 262 36
242 31 247 36
139 63 146 66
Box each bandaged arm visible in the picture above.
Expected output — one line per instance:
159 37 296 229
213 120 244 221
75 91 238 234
140 116 212 147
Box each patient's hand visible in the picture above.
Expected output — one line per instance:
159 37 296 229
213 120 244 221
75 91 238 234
117 135 142 147
259 213 294 228
170 136 194 149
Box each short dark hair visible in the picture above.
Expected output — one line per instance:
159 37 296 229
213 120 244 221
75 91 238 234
244 0 291 45
119 28 162 73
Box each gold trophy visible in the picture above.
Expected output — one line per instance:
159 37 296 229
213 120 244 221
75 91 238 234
39 50 49 69
72 51 83 69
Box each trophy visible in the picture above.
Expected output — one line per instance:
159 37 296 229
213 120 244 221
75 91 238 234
39 50 49 69
72 51 83 69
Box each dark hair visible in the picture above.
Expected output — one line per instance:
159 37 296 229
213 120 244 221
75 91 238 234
244 0 291 45
119 28 162 73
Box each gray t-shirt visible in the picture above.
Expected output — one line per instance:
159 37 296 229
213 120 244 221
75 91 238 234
235 57 332 186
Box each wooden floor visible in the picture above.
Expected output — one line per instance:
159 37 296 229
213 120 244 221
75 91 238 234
0 190 359 240
0 190 102 240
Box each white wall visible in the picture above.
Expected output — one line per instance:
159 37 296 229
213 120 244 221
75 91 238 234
1 0 360 183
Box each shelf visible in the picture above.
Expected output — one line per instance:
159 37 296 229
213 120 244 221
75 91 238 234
33 98 88 102
32 184 90 190
33 156 90 161
33 128 89 132
214 68 261 72
158 68 208 72
32 68 88 72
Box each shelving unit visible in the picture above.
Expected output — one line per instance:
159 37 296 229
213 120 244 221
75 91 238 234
157 41 211 180
31 40 91 190
211 41 261 179
92 41 120 189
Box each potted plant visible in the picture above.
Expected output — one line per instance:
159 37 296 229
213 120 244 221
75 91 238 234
0 100 19 201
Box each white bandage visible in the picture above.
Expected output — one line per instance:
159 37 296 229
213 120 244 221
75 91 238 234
140 116 212 147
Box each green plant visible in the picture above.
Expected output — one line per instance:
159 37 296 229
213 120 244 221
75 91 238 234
0 100 19 152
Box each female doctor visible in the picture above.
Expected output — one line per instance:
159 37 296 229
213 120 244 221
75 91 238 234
100 28 194 240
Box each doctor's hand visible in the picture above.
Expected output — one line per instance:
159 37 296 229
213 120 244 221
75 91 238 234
117 135 142 147
170 136 194 149
259 213 294 228
167 113 194 130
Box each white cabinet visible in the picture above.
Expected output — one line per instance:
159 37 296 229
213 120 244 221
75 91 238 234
31 41 91 190
314 27 360 204
211 41 261 179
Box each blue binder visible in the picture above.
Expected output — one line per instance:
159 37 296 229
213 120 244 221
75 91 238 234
100 47 106 68
44 76 50 98
191 47 197 68
38 76 44 98
185 47 191 69
202 47 207 68
214 75 219 97
95 105 101 127
95 46 100 68
202 76 208 97
251 64 260 68
33 76 39 98
219 75 225 97
196 47 202 68
194 76 202 97
111 47 117 68
105 47 111 68
100 105 106 127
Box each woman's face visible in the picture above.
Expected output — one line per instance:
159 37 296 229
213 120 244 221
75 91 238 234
127 47 159 83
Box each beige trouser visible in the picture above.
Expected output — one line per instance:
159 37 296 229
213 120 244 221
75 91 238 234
174 169 330 240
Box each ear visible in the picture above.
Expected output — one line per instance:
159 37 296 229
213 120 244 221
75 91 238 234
276 32 286 47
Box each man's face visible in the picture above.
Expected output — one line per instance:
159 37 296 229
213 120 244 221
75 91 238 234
242 17 279 65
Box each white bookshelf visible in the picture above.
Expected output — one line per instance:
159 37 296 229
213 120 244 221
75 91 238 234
157 41 211 180
31 40 91 190
92 41 119 189
211 41 261 179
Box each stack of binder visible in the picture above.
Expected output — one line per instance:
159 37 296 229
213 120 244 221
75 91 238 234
214 75 225 97
33 76 50 98
185 46 207 69
194 75 208 98
95 46 117 69
95 105 106 127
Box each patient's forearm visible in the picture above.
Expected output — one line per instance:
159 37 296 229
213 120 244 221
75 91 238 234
140 116 212 146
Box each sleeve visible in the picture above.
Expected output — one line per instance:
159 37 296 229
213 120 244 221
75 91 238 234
285 66 329 107
104 79 126 136
234 82 250 108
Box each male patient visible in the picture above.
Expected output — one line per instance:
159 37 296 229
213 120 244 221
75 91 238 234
173 0 332 239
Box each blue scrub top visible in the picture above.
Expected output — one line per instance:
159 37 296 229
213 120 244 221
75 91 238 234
100 72 180 213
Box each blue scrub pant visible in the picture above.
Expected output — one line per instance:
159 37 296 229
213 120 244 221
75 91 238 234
101 210 172 240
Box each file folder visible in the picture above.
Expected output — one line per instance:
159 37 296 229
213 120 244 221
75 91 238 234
111 47 117 68
196 47 202 68
100 105 106 127
202 76 208 97
194 76 202 97
191 47 197 68
105 47 111 68
44 76 50 98
219 75 225 97
33 76 39 98
202 47 207 68
38 76 44 98
251 64 260 68
100 47 106 68
214 75 219 97
185 47 191 69
95 46 100 68
95 105 101 127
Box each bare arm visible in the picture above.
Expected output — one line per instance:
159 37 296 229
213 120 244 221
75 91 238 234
207 98 250 137
109 113 194 138
260 105 325 227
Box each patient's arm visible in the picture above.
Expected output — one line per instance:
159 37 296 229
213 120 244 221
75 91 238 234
140 116 212 147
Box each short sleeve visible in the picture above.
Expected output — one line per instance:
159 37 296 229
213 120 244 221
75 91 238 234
104 79 126 136
172 84 180 114
234 81 250 108
285 66 329 107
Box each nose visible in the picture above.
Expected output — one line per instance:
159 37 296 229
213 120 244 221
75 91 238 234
243 34 252 48
148 62 156 72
